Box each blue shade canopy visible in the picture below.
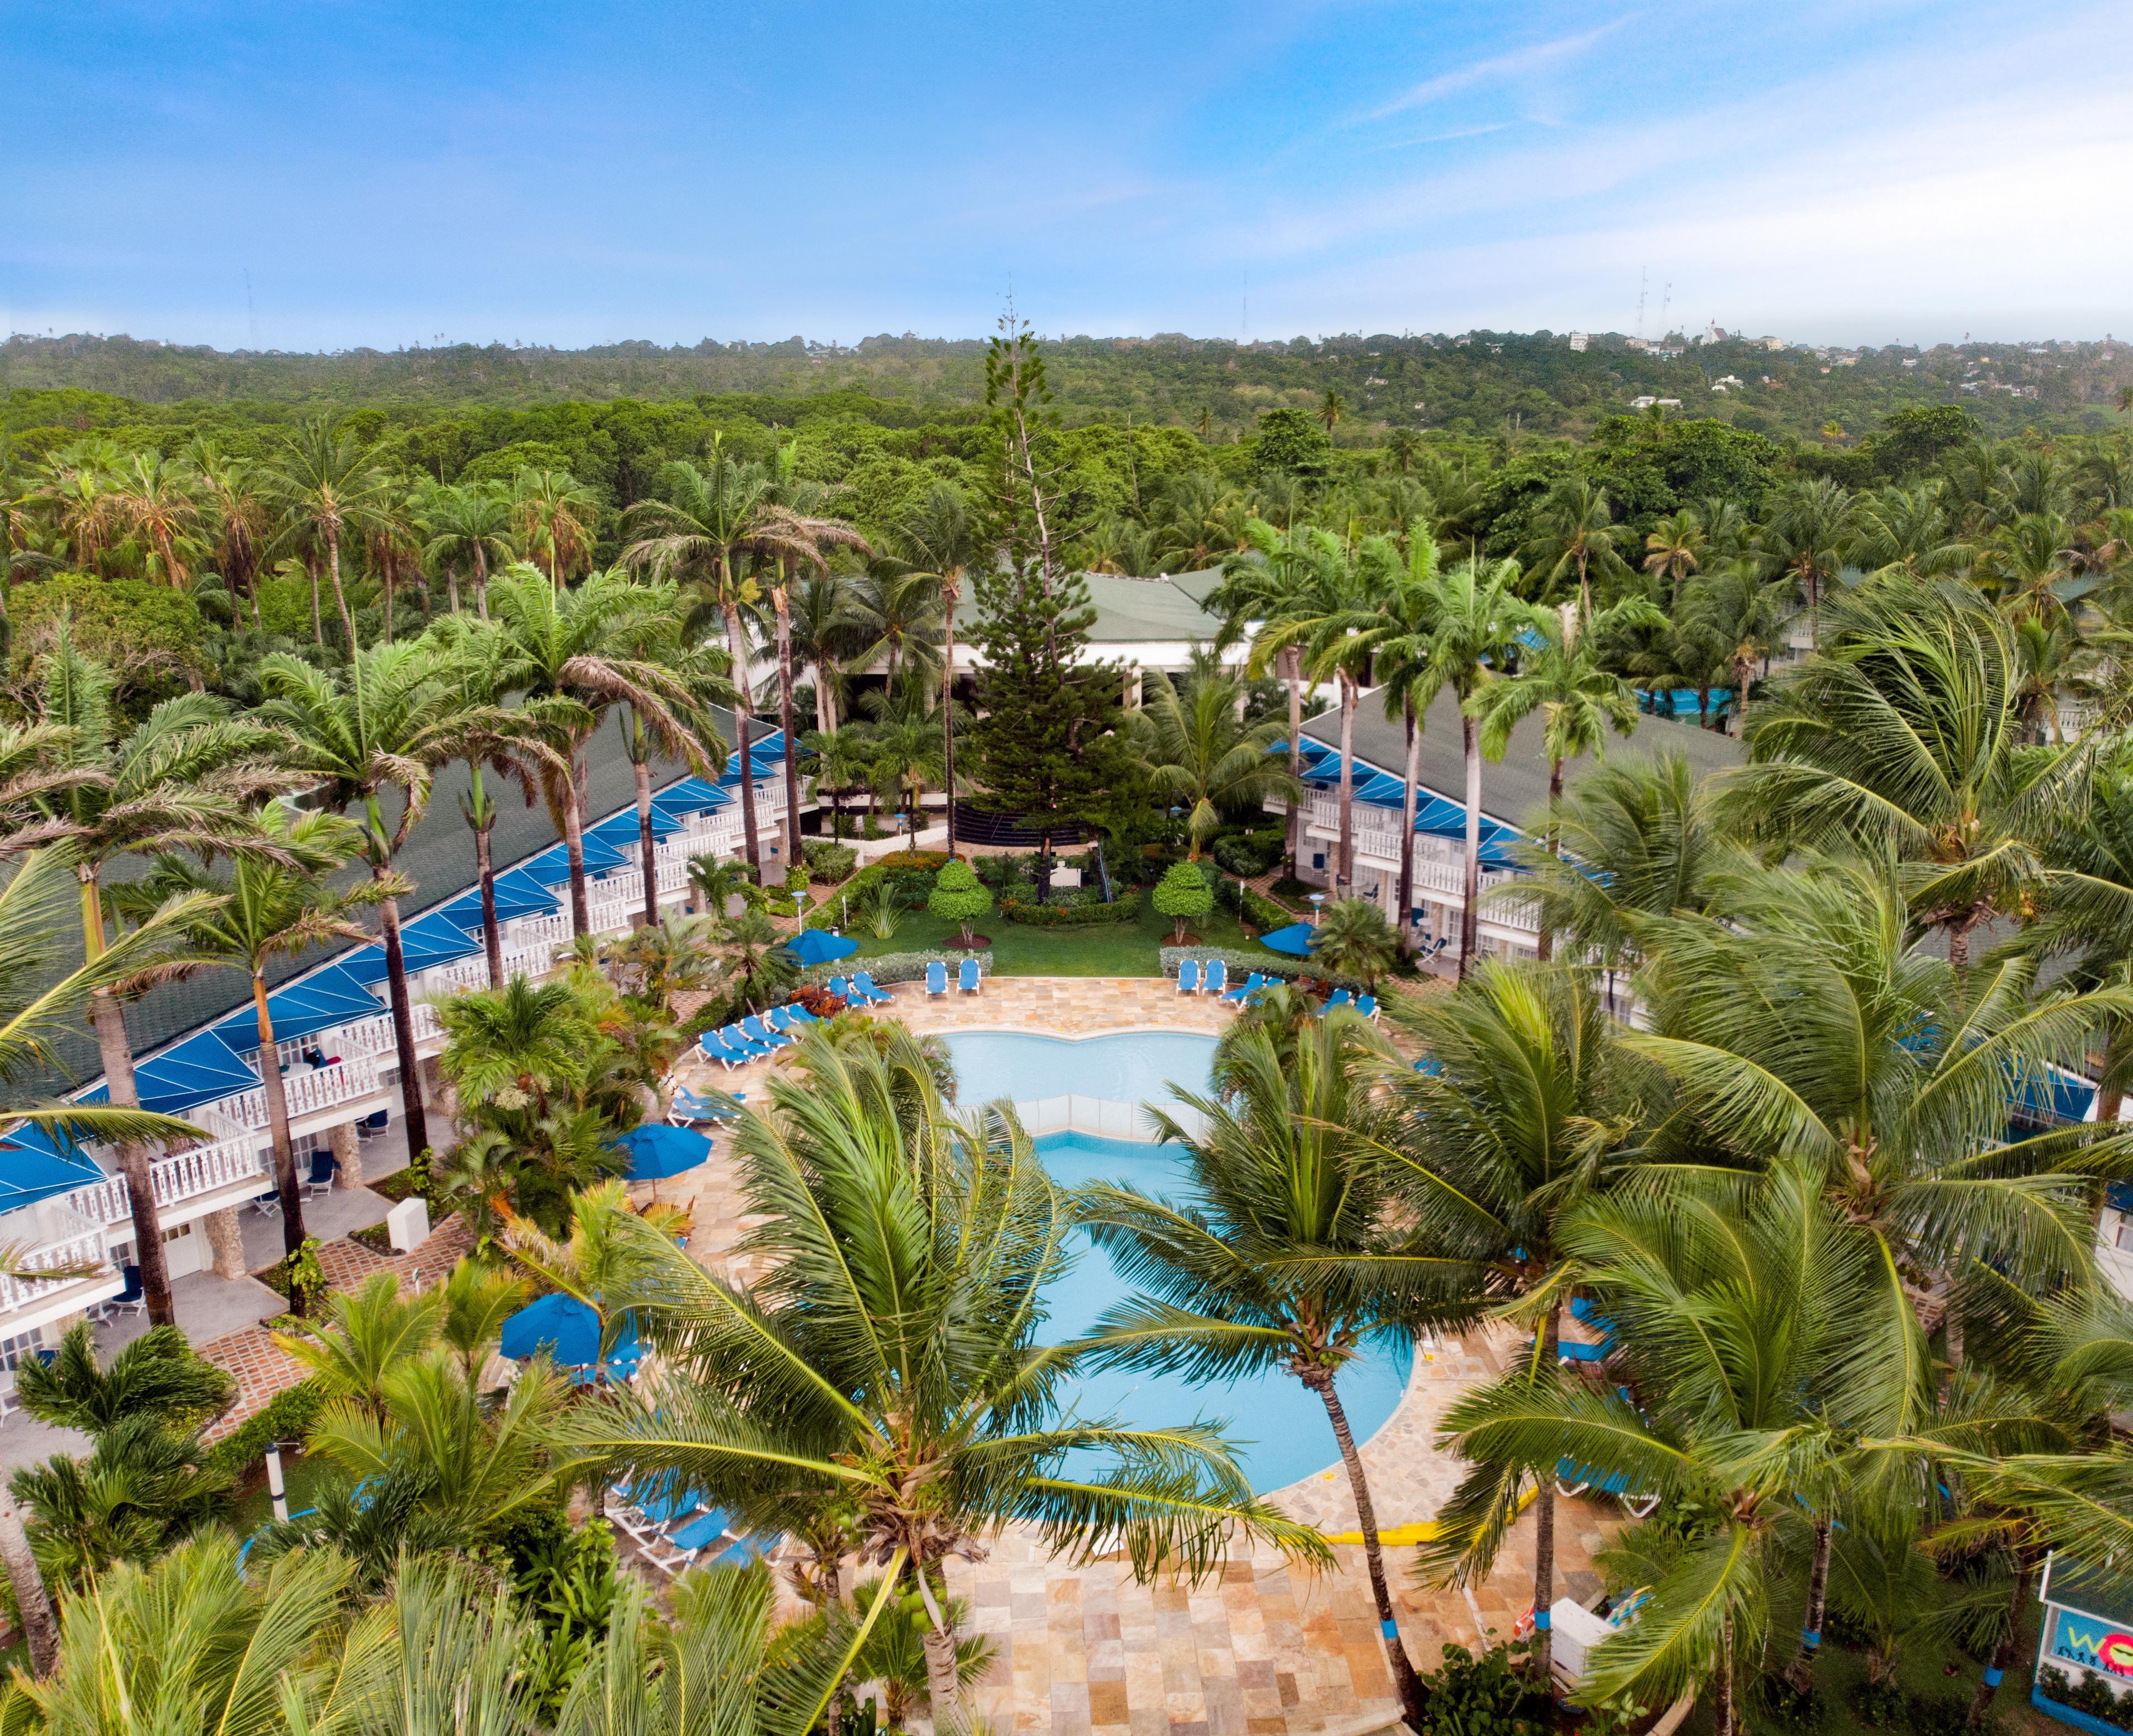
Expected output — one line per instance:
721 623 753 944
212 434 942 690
83 1029 260 1115
213 967 382 1051
0 1122 110 1210
392 910 486 971
438 867 559 930
1353 772 1410 808
611 1122 712 1180
337 945 389 987
588 807 686 846
521 835 630 883
1260 923 1318 956
786 928 857 965
652 776 733 813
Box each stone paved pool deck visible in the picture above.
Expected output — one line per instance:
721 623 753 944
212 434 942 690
660 977 1620 1736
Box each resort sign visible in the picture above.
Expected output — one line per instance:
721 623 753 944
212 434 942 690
2053 1620 2133 1678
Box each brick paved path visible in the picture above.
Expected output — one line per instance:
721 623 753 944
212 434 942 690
199 1215 473 1442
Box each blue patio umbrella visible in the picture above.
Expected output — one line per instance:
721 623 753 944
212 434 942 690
785 927 858 966
1259 923 1318 957
500 1292 602 1365
612 1122 712 1181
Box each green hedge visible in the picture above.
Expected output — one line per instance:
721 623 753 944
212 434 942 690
802 840 858 884
1158 945 1371 995
999 891 1143 927
800 949 994 988
1240 886 1297 931
803 853 958 930
202 1380 326 1477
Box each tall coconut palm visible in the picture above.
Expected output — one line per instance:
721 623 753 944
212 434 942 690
787 569 865 738
554 1028 1329 1723
1245 527 1380 889
1357 518 1448 952
1389 962 1656 1681
117 806 394 1295
1678 558 1789 726
1469 599 1652 958
1757 475 1857 641
1210 520 1316 878
15 626 292 1325
1729 574 2088 967
1131 667 1299 859
254 641 500 1163
1521 476 1631 617
184 440 269 627
106 450 204 592
1074 1016 1460 1728
264 418 396 650
801 727 873 842
623 454 857 872
1432 1166 1923 1730
896 484 981 854
481 565 724 937
1627 851 2133 1367
513 466 604 589
1399 555 1535 980
417 478 516 617
858 684 951 838
1642 508 1707 608
849 565 945 696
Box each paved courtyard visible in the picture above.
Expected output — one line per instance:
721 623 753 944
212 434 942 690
658 977 1621 1736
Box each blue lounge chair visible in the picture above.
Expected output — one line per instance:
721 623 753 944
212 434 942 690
850 972 893 1007
925 961 948 997
649 1509 734 1575
761 1007 801 1035
740 1014 793 1048
1320 989 1354 1016
697 1031 755 1071
1555 1457 1660 1517
1222 971 1266 1005
782 1003 821 1024
1355 994 1378 1021
828 976 851 1001
958 957 980 994
670 1085 742 1126
713 1531 777 1567
1176 960 1201 994
1202 959 1227 997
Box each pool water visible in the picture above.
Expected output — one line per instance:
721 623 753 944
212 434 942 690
940 1033 1414 1494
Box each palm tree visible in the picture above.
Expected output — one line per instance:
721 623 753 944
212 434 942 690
1210 520 1315 878
1308 894 1400 988
1757 475 1857 641
1677 559 1788 727
15 626 290 1324
185 440 268 627
1469 599 1651 958
118 805 393 1295
264 418 396 649
1246 528 1379 889
1357 518 1447 952
1389 962 1654 1683
624 452 862 873
482 565 723 937
1398 555 1534 980
555 1029 1328 1722
859 684 951 838
895 484 980 853
274 1269 444 1416
802 727 873 840
787 568 865 737
1641 508 1707 608
1132 667 1299 859
1626 851 2133 1367
254 641 495 1162
1320 388 1345 435
417 478 516 616
106 450 204 592
1729 574 2084 966
513 465 604 589
1432 1167 1921 1730
849 565 945 695
1521 476 1630 617
1511 752 1735 993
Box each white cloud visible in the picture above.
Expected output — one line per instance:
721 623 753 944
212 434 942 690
1361 19 1633 121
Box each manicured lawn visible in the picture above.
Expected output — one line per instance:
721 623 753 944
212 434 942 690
227 1446 343 1540
835 899 1263 977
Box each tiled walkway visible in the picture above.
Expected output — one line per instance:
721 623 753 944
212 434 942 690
199 1215 474 1442
660 981 1618 1736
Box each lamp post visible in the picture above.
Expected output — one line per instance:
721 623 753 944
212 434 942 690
1309 892 1326 926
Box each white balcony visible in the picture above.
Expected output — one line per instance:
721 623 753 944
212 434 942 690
0 1200 119 1333
206 1053 387 1137
61 1133 270 1228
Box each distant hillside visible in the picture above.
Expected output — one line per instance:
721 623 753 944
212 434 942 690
5 327 2127 444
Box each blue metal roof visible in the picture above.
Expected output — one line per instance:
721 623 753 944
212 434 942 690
212 966 384 1051
438 867 560 930
0 1121 111 1211
651 776 733 813
521 835 631 883
82 1029 261 1116
586 807 685 846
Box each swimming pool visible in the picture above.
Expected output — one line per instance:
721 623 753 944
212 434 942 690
940 1032 1414 1494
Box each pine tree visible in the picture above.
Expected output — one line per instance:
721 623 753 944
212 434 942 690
969 316 1138 899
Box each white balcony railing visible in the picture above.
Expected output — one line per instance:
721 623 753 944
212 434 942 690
62 1133 272 1226
0 1212 111 1314
210 1054 385 1134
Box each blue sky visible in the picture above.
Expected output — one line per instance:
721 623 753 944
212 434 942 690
6 1 2129 352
